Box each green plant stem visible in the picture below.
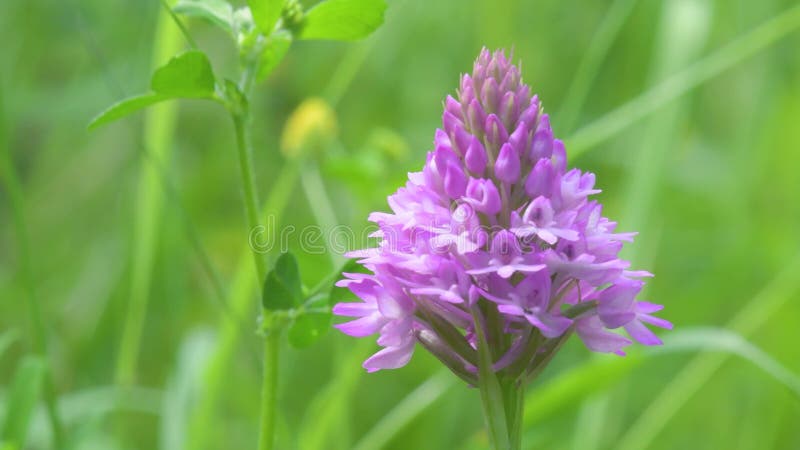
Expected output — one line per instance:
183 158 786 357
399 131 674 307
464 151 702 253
480 377 524 450
231 59 282 450
257 330 281 450
471 307 515 450
232 112 267 280
501 378 525 450
190 161 301 450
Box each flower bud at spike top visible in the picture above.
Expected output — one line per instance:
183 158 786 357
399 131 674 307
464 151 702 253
280 97 338 158
333 49 671 380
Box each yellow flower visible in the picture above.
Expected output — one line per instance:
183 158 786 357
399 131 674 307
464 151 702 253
280 98 337 158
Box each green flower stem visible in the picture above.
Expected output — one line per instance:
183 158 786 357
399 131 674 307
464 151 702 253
471 306 516 450
230 59 281 450
232 111 268 280
257 328 281 450
502 378 525 450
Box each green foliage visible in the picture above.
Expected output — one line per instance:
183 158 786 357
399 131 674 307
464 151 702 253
256 30 293 82
300 0 387 41
173 0 235 34
273 251 302 300
0 357 47 449
150 50 217 97
87 94 168 130
262 253 333 348
88 50 218 129
248 0 286 35
262 252 302 310
262 271 297 311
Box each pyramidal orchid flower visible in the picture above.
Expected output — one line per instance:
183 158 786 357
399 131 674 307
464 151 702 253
333 48 671 449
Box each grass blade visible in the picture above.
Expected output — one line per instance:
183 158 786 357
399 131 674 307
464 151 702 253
557 0 638 133
567 4 800 157
352 370 454 450
523 324 800 429
1 356 47 448
658 328 800 398
616 251 800 450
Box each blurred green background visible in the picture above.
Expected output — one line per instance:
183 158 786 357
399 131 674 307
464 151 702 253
2 0 800 449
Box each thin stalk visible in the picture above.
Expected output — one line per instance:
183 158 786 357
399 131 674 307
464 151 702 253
189 162 301 450
197 17 385 448
257 330 281 450
0 82 65 449
502 378 525 450
232 112 267 280
231 62 277 450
